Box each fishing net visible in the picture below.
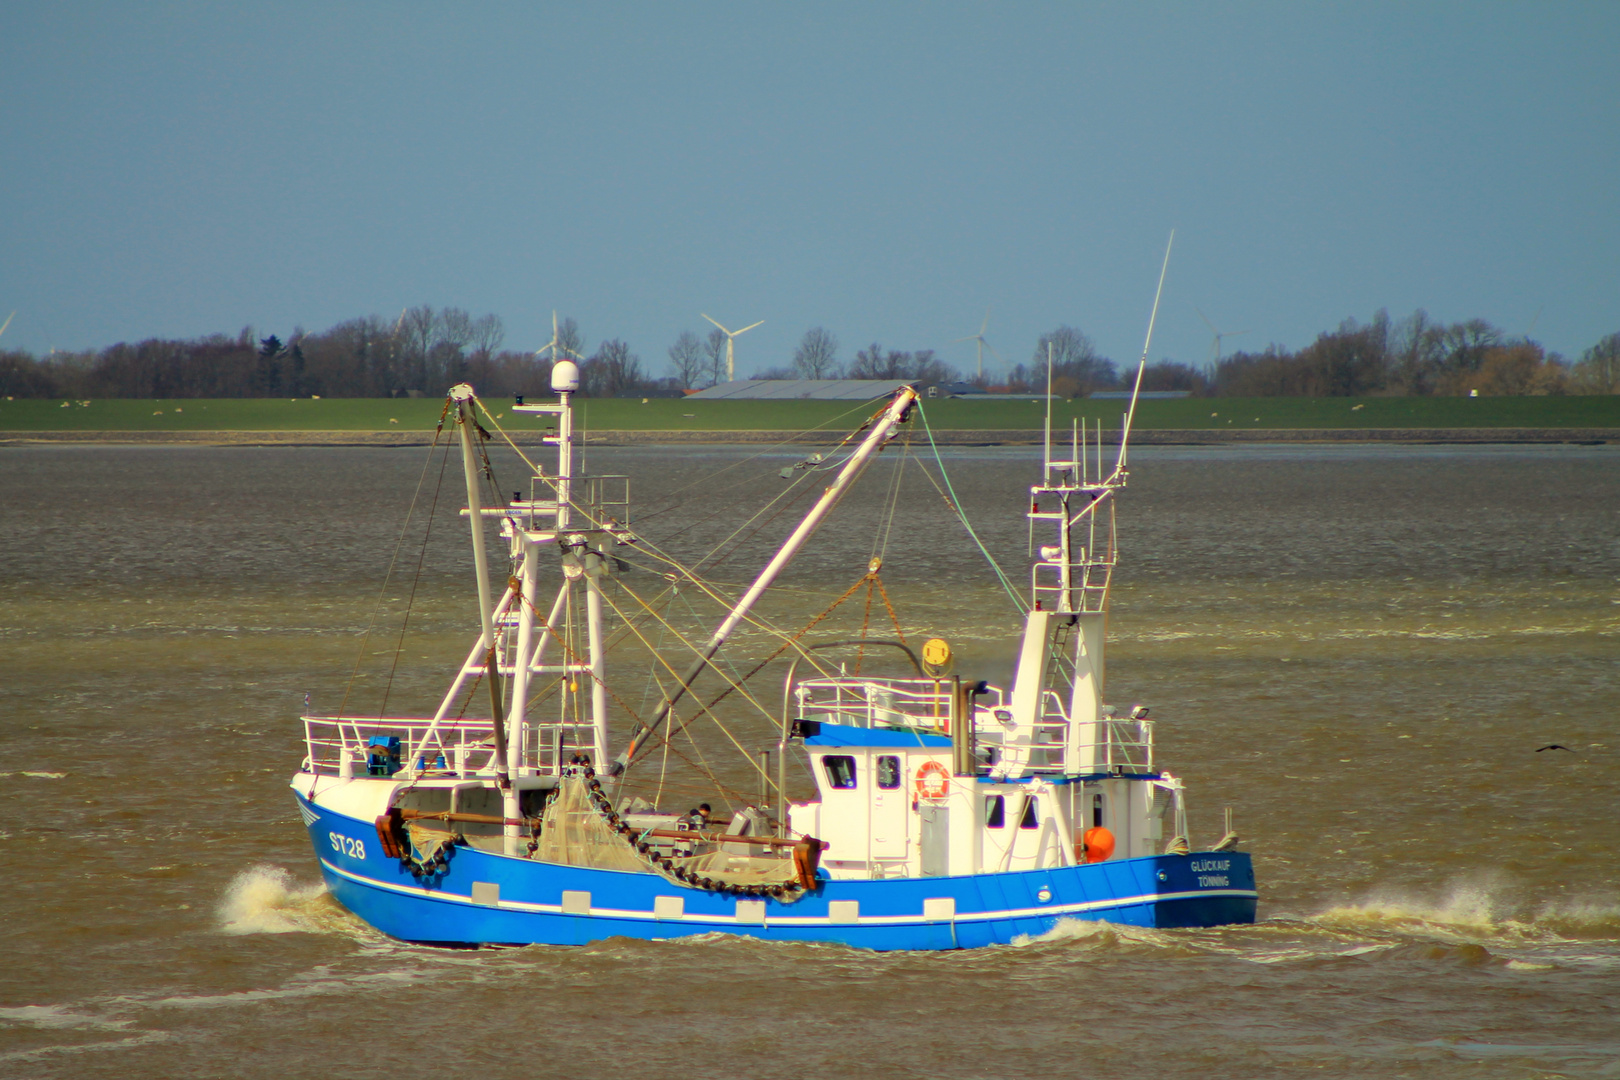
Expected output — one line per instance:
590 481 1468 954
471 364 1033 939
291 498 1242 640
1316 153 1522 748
534 776 810 900
533 776 647 872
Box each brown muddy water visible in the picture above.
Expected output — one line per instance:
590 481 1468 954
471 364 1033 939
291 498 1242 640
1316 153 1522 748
2 440 1618 1079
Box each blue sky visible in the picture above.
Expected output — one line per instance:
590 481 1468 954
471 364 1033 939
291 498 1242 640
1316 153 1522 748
2 3 1615 380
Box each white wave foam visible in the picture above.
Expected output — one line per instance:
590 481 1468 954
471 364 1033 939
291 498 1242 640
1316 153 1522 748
1314 877 1620 943
4 771 68 779
1533 897 1620 940
0 1032 175 1065
1011 917 1177 950
0 1005 130 1032
216 865 330 935
151 970 417 1010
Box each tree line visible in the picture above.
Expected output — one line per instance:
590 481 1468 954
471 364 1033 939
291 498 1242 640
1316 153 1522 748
1202 311 1618 397
1 305 1615 399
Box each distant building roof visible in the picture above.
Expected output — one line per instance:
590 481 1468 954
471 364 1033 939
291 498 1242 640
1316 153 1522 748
685 379 911 401
1087 390 1193 399
924 383 1052 400
950 393 1055 400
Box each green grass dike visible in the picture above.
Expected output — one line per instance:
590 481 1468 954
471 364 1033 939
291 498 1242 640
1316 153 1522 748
1 393 1617 435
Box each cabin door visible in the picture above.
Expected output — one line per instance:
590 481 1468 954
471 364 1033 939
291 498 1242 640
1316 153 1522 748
919 804 949 876
869 754 908 859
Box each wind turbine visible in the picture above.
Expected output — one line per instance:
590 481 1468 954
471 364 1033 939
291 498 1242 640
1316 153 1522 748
1196 308 1251 368
535 311 582 363
701 313 763 382
952 306 1004 381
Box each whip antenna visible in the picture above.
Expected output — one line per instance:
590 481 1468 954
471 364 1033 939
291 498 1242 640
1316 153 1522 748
1116 230 1175 474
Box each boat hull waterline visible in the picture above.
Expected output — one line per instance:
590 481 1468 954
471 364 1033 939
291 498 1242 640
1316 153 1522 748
300 795 1256 950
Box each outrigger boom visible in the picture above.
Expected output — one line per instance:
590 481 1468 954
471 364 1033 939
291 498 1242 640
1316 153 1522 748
611 386 919 777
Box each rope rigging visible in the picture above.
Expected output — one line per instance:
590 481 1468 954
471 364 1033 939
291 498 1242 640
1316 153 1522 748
337 398 453 723
914 399 1028 614
372 386 1034 818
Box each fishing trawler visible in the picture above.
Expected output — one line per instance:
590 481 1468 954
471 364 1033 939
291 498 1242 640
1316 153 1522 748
290 319 1255 951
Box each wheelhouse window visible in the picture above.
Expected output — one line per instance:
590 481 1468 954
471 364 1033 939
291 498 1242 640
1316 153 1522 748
822 755 857 790
1019 798 1038 829
985 794 1005 828
876 755 901 790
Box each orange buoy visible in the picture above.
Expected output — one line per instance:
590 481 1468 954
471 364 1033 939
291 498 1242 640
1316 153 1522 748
1082 826 1115 863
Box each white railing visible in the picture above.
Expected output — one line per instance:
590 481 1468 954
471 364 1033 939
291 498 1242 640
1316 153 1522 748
301 716 596 777
795 677 1010 734
788 679 1156 775
301 716 493 777
1090 718 1155 773
1029 558 1112 614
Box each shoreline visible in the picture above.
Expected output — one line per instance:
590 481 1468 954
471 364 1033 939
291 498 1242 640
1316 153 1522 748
3 427 1616 447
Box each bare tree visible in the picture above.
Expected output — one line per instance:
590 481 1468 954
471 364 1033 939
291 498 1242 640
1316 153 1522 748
1432 319 1504 394
1572 332 1620 393
469 313 505 363
1293 312 1391 396
556 317 584 362
667 330 707 389
848 343 955 384
395 305 440 391
438 308 475 351
580 338 643 397
1138 360 1207 394
1389 309 1443 394
399 304 435 356
702 328 727 386
1031 326 1116 397
792 327 841 378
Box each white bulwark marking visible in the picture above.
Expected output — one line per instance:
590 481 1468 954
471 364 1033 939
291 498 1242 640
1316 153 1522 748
828 900 860 923
654 896 684 920
298 803 318 828
735 899 766 925
561 890 591 915
923 897 956 921
471 882 499 907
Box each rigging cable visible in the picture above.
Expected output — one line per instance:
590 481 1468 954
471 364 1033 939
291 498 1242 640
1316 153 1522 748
473 392 905 787
336 399 453 723
506 574 755 804
378 433 456 718
914 399 1028 614
475 397 837 671
869 430 910 569
654 562 888 754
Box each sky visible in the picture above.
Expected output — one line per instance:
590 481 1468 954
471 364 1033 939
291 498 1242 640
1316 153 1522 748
2 2 1616 381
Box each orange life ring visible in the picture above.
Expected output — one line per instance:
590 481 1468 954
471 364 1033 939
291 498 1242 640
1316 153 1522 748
914 760 950 800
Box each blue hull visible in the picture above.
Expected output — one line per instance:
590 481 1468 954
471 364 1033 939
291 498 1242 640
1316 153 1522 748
300 795 1255 950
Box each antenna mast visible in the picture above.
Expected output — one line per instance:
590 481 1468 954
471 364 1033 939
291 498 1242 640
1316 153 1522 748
1115 230 1175 475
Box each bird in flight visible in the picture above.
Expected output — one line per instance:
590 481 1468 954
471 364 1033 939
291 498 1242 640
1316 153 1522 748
1535 744 1575 753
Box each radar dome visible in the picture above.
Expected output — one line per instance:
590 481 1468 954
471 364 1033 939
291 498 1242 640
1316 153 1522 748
551 359 580 393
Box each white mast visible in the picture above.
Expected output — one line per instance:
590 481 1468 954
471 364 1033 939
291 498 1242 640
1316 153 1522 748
449 384 512 791
509 357 613 768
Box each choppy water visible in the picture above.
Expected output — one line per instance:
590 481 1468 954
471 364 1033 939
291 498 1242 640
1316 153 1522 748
2 440 1618 1078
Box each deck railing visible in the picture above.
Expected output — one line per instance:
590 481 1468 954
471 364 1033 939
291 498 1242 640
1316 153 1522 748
1090 718 1155 772
794 677 1009 734
791 678 1155 774
301 716 595 777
